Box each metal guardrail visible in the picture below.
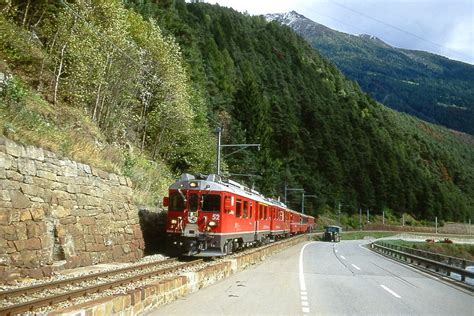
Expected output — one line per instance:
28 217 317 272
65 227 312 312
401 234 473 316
371 242 474 285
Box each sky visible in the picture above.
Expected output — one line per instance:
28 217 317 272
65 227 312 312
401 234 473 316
206 0 474 65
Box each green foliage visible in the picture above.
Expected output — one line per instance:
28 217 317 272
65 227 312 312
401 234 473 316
121 150 174 206
385 240 474 261
126 0 474 221
2 0 215 177
338 231 398 240
1 75 27 105
286 17 474 135
3 0 474 219
1 0 216 205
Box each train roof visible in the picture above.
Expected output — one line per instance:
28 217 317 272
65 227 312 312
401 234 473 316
169 173 313 217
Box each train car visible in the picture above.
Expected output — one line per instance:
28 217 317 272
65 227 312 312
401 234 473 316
269 204 289 239
300 214 313 233
164 173 315 256
289 211 301 235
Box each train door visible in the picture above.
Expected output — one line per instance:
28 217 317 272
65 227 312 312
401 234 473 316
253 201 258 241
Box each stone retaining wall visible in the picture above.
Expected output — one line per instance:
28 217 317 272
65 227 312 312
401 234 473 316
52 235 309 316
0 137 144 281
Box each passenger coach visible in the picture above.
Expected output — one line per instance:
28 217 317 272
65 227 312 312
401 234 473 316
164 174 315 256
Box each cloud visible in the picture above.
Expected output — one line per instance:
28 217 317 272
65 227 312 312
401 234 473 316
209 0 474 64
444 22 474 63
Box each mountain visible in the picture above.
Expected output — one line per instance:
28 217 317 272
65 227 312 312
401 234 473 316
2 1 473 222
265 11 474 135
126 1 474 221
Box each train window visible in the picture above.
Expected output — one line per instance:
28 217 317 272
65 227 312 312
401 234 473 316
243 201 249 218
236 199 242 218
201 194 221 212
189 194 199 211
264 206 267 220
249 202 253 219
168 192 185 211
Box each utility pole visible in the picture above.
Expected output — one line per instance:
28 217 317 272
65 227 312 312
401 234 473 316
435 216 438 234
215 127 260 176
338 203 341 226
284 184 303 206
402 214 405 227
367 209 370 223
302 193 317 215
216 127 222 175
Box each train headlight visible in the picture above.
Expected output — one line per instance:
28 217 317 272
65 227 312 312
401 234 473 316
171 219 178 224
208 221 217 227
190 181 198 188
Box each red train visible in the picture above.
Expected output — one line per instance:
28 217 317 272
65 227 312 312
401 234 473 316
163 173 315 256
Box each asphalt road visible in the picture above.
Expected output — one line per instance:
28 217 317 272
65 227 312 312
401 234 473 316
148 240 473 315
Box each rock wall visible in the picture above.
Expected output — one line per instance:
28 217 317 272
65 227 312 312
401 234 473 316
0 137 144 281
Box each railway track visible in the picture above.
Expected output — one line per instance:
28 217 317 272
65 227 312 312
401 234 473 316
0 258 203 316
0 235 309 315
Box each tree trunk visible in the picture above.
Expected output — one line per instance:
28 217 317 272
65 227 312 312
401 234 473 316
22 0 31 27
53 43 67 105
152 123 167 160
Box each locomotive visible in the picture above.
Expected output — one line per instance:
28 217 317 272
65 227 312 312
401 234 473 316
163 173 315 256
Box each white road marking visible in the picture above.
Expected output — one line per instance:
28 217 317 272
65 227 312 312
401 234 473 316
351 264 361 271
340 255 346 260
299 242 313 291
299 242 314 314
335 249 338 253
380 284 401 298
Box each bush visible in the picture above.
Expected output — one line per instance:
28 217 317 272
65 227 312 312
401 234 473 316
1 75 27 106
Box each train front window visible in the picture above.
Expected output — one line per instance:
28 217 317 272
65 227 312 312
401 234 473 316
202 194 221 212
189 194 199 211
169 192 185 211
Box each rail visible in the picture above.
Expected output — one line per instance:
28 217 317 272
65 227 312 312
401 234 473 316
371 241 474 286
0 259 203 316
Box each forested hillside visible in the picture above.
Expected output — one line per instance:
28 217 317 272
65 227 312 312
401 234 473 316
0 0 215 203
1 0 473 222
266 11 474 135
127 0 474 221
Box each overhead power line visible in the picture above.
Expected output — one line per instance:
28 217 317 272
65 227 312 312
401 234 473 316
328 0 471 61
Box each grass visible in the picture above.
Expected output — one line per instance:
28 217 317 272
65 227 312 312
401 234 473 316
340 231 399 240
312 230 399 241
383 240 474 261
0 66 173 207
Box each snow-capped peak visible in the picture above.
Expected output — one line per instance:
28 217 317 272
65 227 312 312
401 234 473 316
264 11 307 25
359 34 379 41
